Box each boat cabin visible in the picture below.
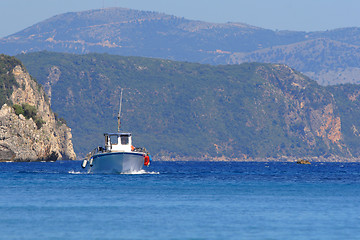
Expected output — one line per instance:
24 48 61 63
104 133 132 152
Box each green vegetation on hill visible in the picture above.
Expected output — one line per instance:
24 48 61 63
17 52 360 159
13 103 46 129
0 54 21 106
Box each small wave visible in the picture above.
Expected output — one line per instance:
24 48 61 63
68 170 86 174
121 169 160 175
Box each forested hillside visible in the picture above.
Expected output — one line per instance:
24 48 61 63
0 55 21 106
17 52 360 160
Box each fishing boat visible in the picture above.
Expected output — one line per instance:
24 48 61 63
81 89 151 173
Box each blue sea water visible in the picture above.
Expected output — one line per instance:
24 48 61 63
0 161 360 240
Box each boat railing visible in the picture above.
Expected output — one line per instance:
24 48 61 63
86 146 105 160
133 147 147 153
82 146 106 168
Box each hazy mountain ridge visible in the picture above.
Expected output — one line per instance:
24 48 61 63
229 38 360 85
2 8 360 85
16 52 360 161
0 9 309 61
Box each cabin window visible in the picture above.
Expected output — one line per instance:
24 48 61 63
110 135 118 144
121 136 129 145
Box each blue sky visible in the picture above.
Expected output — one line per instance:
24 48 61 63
1 0 359 37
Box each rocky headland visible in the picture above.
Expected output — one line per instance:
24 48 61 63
0 55 76 161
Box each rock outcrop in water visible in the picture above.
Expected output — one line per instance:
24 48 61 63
296 159 311 164
0 55 76 161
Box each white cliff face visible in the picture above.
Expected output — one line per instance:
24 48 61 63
43 65 61 105
0 65 76 161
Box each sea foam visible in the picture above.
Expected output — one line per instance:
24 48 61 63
121 169 160 175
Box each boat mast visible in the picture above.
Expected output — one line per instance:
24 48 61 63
117 88 123 132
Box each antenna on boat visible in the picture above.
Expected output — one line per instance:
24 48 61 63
117 88 123 132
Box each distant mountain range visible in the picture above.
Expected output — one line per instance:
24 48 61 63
16 52 360 160
2 7 360 85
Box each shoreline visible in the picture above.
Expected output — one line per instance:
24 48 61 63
2 156 360 163
154 156 360 163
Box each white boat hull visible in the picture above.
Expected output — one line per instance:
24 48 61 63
90 152 145 173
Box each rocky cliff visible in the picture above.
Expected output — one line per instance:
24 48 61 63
0 55 76 161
